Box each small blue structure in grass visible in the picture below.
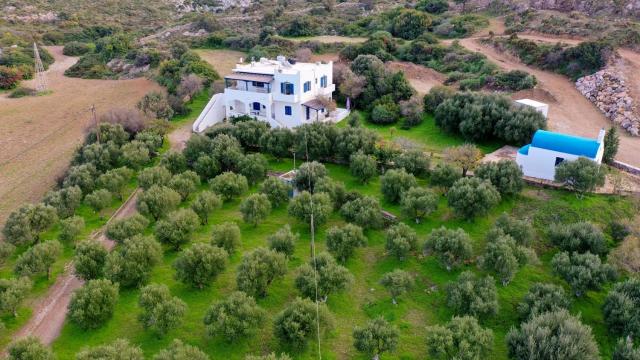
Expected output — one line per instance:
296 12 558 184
516 129 605 181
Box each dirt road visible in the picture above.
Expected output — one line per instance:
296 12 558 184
0 46 160 226
12 189 138 345
454 36 640 167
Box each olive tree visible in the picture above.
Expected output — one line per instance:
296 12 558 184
3 203 58 245
245 354 291 360
105 235 162 288
325 224 367 262
43 185 83 218
169 170 201 201
430 163 461 190
443 144 481 176
259 177 291 208
555 157 606 196
240 194 272 227
94 167 132 199
138 284 187 337
424 227 472 271
0 277 32 317
273 297 333 348
85 189 113 212
211 222 241 254
340 196 383 229
74 240 107 280
210 172 249 201
603 278 640 338
288 191 333 227
203 291 265 342
154 339 209 360
350 152 378 184
506 310 599 360
400 187 438 223
238 154 268 185
137 185 181 221
267 225 299 258
160 151 187 174
7 337 53 360
236 247 287 298
121 141 151 169
613 338 640 360
478 234 533 285
474 160 524 196
551 251 616 297
68 279 119 329
490 213 533 246
295 252 353 301
517 283 570 321
315 177 347 210
380 169 417 203
447 178 500 219
14 240 62 279
379 269 414 304
76 339 143 360
190 191 222 224
393 149 430 177
260 127 294 160
155 208 200 250
446 271 499 318
425 316 493 360
352 317 399 360
59 215 85 242
294 161 328 192
105 213 149 242
548 222 607 255
385 223 418 260
174 243 227 289
139 166 172 190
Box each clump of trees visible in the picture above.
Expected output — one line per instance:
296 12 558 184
204 291 265 342
423 227 472 271
506 310 599 360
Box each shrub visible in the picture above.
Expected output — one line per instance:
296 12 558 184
154 340 208 360
137 91 174 120
491 70 537 91
603 127 619 164
370 102 400 124
8 87 35 98
392 9 432 40
63 41 92 56
0 65 23 89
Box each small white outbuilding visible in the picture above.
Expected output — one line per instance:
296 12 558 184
515 99 549 119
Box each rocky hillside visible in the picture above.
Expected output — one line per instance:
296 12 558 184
471 0 640 19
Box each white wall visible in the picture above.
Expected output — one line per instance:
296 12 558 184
518 147 583 181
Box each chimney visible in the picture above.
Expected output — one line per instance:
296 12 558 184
597 128 606 143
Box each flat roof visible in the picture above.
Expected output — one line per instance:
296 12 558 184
225 73 274 83
231 58 330 76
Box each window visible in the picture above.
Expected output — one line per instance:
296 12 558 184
285 106 292 116
304 81 311 92
280 82 294 95
253 102 261 111
252 81 265 88
320 75 327 88
555 157 565 166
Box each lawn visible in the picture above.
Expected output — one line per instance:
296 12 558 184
48 154 637 359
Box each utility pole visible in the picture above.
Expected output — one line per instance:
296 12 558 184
91 104 99 143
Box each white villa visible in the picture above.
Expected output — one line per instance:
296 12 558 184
193 56 348 132
516 129 605 181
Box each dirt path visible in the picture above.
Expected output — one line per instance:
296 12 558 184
0 46 160 227
168 121 193 152
12 189 139 345
453 37 640 168
386 61 445 95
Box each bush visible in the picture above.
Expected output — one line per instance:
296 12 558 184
137 91 174 120
370 102 400 124
491 70 537 91
68 279 119 329
416 0 448 14
154 340 208 360
506 310 599 360
392 9 432 40
0 65 23 89
63 41 92 56
8 87 36 98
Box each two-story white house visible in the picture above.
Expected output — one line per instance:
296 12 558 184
516 129 605 181
192 56 347 132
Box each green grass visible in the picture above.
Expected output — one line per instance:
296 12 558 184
47 157 637 359
341 111 503 156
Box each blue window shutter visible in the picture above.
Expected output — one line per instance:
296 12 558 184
285 106 292 115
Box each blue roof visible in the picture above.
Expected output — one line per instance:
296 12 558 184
518 145 530 155
530 130 600 158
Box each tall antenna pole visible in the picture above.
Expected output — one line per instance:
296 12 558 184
91 104 100 143
33 43 48 93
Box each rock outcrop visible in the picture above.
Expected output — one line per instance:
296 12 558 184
576 69 640 136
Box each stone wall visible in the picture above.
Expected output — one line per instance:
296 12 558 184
575 69 640 136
